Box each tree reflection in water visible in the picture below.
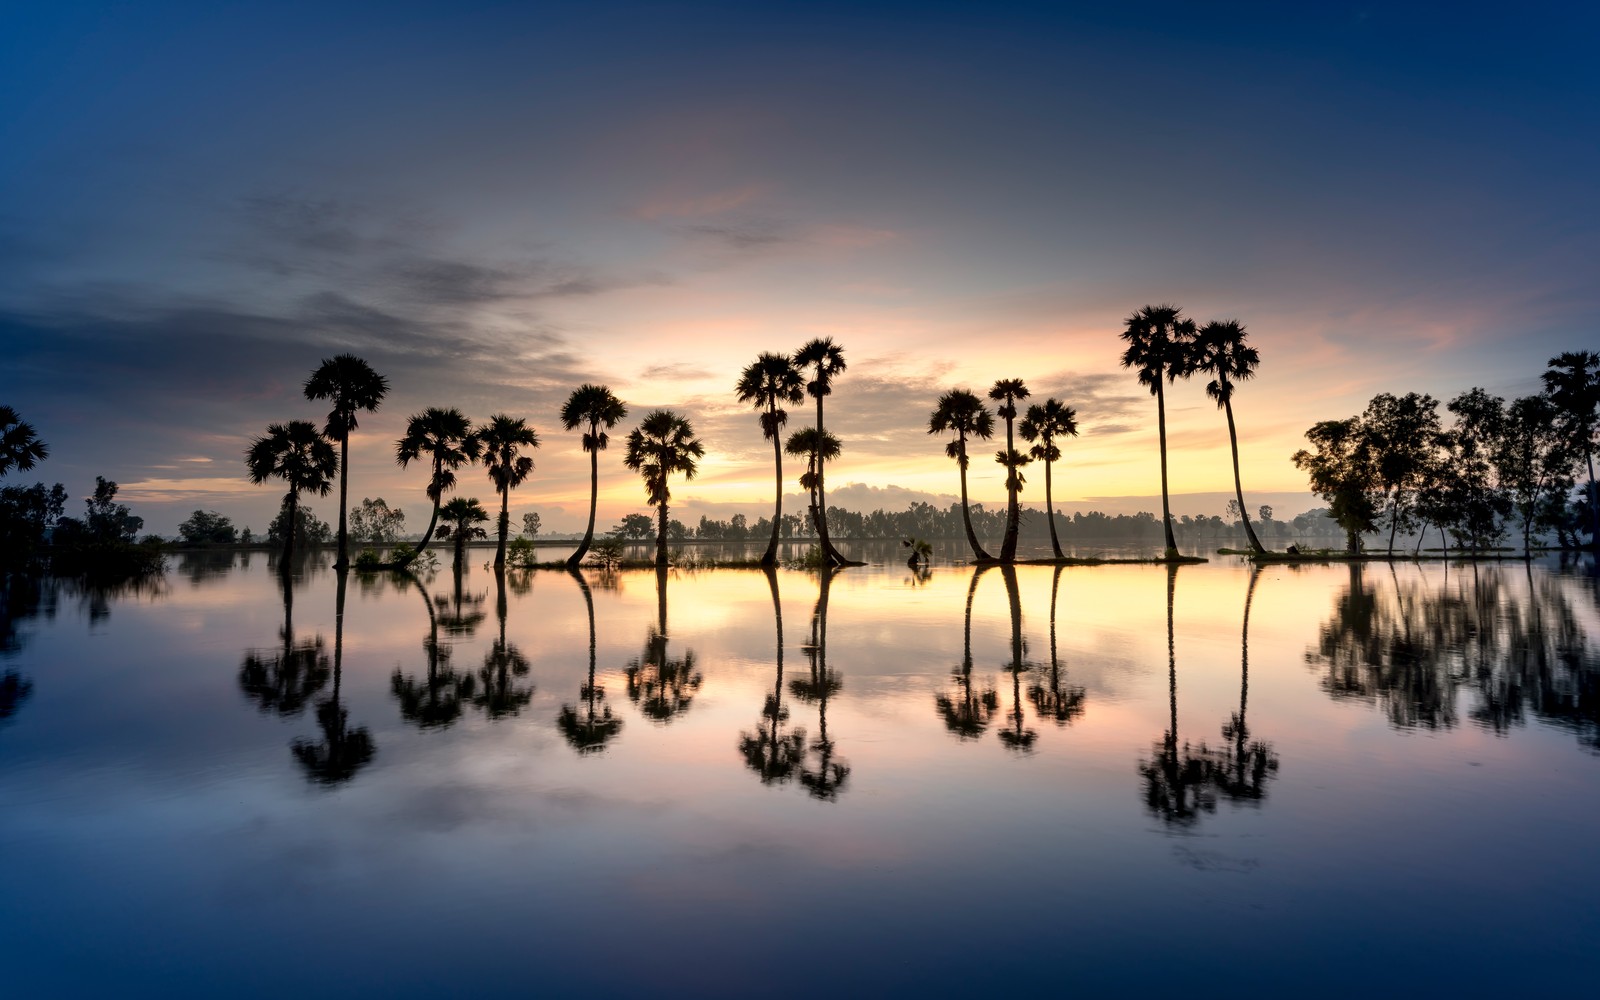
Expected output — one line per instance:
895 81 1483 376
739 567 804 784
1 575 50 726
558 568 622 753
391 568 475 729
1138 565 1218 826
1309 561 1600 753
793 568 849 800
935 566 998 740
472 569 533 720
239 571 329 717
1214 565 1278 803
1029 564 1085 725
292 568 374 785
626 566 702 723
997 565 1037 753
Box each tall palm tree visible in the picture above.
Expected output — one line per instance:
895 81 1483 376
1214 565 1279 801
303 355 388 568
438 496 490 569
561 384 628 569
623 410 704 567
1191 320 1265 554
479 414 539 569
1120 305 1196 559
740 567 805 784
1019 398 1079 560
736 352 806 567
786 427 841 545
293 570 375 785
391 570 475 729
794 338 852 566
1138 564 1217 824
395 407 481 564
473 574 533 719
1029 564 1085 723
239 570 329 715
988 379 1032 562
936 565 998 739
245 420 338 566
1542 351 1600 548
928 389 996 561
793 568 849 799
0 405 48 477
558 568 623 753
997 565 1037 752
625 566 703 722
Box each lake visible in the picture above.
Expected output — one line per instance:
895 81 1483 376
2 550 1597 997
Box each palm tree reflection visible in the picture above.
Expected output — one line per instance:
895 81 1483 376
793 568 849 799
293 569 375 785
391 569 474 729
473 570 533 720
1029 565 1085 725
740 567 805 784
1138 565 1218 826
936 566 998 739
626 566 702 723
997 566 1038 753
558 568 623 753
239 572 329 717
1213 566 1278 802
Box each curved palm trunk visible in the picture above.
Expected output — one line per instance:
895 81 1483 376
763 421 783 567
1223 396 1265 554
958 436 992 561
335 433 351 568
814 394 847 566
1001 414 1021 563
495 487 510 569
568 436 601 569
1044 455 1064 560
410 455 444 563
1234 565 1259 787
1156 382 1179 557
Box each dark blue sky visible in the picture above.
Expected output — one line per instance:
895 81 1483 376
4 1 1596 532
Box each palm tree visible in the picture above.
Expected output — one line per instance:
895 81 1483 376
1019 398 1079 560
1191 321 1265 554
988 379 1032 562
935 565 998 739
292 570 375 785
793 568 849 799
1138 564 1217 824
239 571 329 715
395 407 481 564
1120 305 1195 558
1029 564 1085 723
929 389 996 561
0 405 48 477
1213 565 1279 801
736 352 806 567
740 567 805 784
473 575 533 719
245 420 338 566
437 496 490 569
786 427 841 548
303 355 388 568
1542 351 1600 548
478 414 539 569
391 571 475 729
561 384 628 569
623 410 704 567
997 565 1038 752
625 566 702 722
794 338 853 566
558 568 623 753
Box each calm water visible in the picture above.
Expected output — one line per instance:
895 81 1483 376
2 551 1597 998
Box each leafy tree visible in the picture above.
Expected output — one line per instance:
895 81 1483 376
1019 397 1078 559
1190 320 1266 553
623 410 704 566
612 512 654 540
348 497 406 544
266 496 331 550
478 413 540 569
520 511 541 538
794 338 852 566
561 384 628 569
1441 388 1511 551
988 379 1032 562
1497 394 1572 552
1120 304 1195 557
928 389 995 560
177 510 236 546
437 496 490 568
1361 392 1443 550
737 351 806 566
1292 418 1379 553
303 354 388 567
0 482 66 570
0 405 48 478
396 407 480 565
1542 351 1600 548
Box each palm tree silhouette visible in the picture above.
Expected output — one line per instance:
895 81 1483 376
1542 351 1600 549
239 571 329 717
1029 564 1085 724
936 565 999 739
929 389 996 561
391 570 475 729
736 352 806 567
0 405 48 478
473 573 533 720
245 420 337 567
396 407 481 564
437 496 490 569
292 569 375 785
997 566 1038 752
303 355 388 568
558 568 623 753
478 414 539 570
623 410 704 567
561 384 628 569
1019 398 1079 560
739 567 806 784
625 566 702 722
1138 565 1217 825
1213 566 1279 801
1120 305 1195 558
786 426 841 549
793 567 849 799
988 379 1032 562
1191 321 1265 554
794 338 854 566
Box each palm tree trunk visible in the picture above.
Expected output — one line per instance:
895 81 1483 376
410 456 444 562
763 424 782 567
1045 456 1064 559
814 395 846 566
283 490 298 568
959 437 992 561
1224 398 1264 554
1001 413 1020 563
1165 564 1178 766
568 433 600 569
335 433 350 568
495 487 509 569
656 498 669 567
1156 382 1178 558
1587 448 1598 550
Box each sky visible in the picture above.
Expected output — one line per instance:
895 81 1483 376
3 0 1596 535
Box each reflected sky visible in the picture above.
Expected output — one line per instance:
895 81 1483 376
1 555 1597 996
